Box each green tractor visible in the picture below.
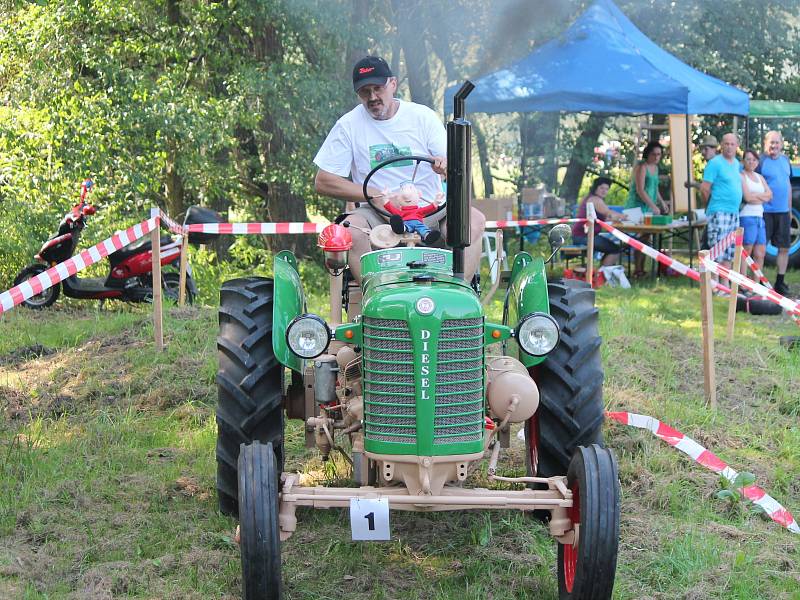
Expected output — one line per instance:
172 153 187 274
215 83 619 599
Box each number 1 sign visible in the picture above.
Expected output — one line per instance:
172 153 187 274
349 498 390 541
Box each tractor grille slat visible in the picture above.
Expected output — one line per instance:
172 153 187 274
363 317 416 444
435 318 484 445
438 360 484 376
363 316 485 448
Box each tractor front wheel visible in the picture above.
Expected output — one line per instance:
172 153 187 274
238 441 282 600
558 444 620 600
529 279 604 478
216 277 284 516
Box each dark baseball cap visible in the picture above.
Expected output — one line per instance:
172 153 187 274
353 56 392 92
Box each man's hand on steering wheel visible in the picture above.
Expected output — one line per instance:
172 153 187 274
431 155 447 176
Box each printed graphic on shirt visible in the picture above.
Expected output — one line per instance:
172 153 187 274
370 144 412 168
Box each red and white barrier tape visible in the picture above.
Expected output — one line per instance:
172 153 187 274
740 249 772 288
596 220 732 294
701 257 800 316
707 229 742 262
485 218 584 228
607 411 800 534
1 217 158 315
185 222 326 235
183 218 583 235
159 209 185 236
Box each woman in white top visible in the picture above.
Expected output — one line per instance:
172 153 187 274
739 149 772 270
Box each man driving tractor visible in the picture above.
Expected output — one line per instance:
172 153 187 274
313 55 486 282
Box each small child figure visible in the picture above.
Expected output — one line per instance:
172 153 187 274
382 183 443 245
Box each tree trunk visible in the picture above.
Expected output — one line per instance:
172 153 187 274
166 0 183 25
164 145 186 218
390 36 401 81
346 0 370 70
519 112 559 190
560 113 607 204
649 114 667 143
391 0 433 108
243 20 313 256
473 120 494 198
266 184 314 256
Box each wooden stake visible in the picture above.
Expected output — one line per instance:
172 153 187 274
586 201 596 285
178 233 189 307
699 250 716 409
726 227 743 341
151 208 164 351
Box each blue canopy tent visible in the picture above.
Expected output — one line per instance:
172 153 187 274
445 0 749 264
444 0 749 116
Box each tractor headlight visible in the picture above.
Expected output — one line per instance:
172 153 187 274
515 313 560 356
286 314 331 359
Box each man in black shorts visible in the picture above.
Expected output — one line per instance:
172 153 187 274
757 131 792 295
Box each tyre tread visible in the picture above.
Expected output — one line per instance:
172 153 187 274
531 279 605 478
216 277 284 517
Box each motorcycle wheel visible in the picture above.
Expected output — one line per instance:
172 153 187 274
12 265 60 309
162 272 194 304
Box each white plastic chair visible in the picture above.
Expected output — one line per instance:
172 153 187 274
482 231 508 284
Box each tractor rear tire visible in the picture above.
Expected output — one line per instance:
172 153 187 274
557 445 620 599
238 441 282 600
216 277 284 517
529 279 604 478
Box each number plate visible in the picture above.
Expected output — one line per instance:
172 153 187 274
349 498 390 541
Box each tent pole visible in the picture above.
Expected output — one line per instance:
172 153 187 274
744 117 750 150
686 114 694 272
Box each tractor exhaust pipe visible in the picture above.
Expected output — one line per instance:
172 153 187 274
446 81 474 280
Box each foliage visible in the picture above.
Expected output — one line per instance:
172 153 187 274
716 471 757 507
0 0 353 284
1 0 800 285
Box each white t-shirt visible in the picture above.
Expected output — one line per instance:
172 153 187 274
740 173 765 218
313 99 446 201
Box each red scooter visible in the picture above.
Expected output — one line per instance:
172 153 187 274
13 180 198 309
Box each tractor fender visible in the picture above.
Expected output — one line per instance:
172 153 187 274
272 251 304 373
506 252 550 368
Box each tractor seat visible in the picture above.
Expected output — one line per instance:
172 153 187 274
109 235 172 265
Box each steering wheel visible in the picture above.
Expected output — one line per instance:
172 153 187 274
362 155 446 219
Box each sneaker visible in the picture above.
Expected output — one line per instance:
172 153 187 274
713 289 730 298
423 230 441 245
774 281 790 296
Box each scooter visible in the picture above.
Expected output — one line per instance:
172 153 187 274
13 180 198 309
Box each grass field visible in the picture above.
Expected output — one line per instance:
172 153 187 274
0 262 798 599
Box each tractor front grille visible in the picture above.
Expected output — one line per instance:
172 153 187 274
435 318 484 445
362 316 485 449
362 317 416 444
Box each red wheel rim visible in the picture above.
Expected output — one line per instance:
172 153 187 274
526 366 540 476
526 413 539 475
563 480 580 593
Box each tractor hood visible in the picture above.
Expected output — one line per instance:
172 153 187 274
360 247 473 298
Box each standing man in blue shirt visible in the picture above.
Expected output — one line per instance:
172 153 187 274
757 131 792 296
700 133 742 292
